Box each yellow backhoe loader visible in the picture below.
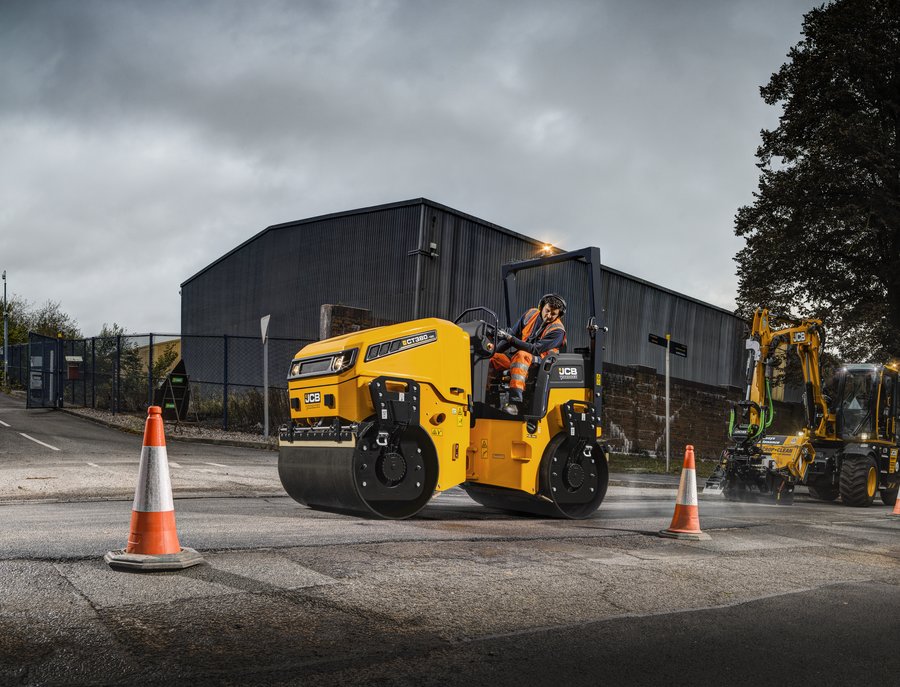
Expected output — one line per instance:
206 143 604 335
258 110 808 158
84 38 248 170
278 247 609 519
705 309 900 506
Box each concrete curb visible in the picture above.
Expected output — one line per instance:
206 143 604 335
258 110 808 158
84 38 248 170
608 478 678 490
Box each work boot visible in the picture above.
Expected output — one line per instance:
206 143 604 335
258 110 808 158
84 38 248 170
503 393 522 415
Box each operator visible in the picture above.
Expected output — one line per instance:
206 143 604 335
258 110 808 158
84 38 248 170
489 293 567 415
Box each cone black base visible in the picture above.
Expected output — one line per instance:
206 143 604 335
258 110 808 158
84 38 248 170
659 529 711 541
105 547 204 572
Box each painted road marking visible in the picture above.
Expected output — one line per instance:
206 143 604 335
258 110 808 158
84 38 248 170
19 433 60 451
87 463 101 468
204 462 228 468
0 419 10 427
168 461 182 468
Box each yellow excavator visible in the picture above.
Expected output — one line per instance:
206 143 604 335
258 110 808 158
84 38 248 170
277 247 608 519
705 308 900 506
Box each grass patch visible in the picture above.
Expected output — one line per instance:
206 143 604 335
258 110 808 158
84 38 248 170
608 453 718 479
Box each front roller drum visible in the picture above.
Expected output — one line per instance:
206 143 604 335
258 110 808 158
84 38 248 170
464 434 609 519
279 424 439 519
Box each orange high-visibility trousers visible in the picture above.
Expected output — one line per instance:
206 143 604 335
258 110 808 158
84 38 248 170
490 350 533 394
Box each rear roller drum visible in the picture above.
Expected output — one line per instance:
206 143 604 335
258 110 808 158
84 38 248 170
279 422 438 519
463 434 609 519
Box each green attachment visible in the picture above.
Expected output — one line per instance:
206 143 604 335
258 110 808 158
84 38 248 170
728 408 735 438
764 379 775 429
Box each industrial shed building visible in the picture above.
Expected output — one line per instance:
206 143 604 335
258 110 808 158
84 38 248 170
180 198 747 389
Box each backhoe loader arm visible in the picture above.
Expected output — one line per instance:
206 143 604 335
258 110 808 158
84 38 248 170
731 309 829 444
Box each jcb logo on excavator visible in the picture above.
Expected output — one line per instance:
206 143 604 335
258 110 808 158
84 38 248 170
304 392 321 406
792 332 807 343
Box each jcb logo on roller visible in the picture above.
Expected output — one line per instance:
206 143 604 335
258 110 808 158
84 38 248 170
558 367 579 379
304 392 321 405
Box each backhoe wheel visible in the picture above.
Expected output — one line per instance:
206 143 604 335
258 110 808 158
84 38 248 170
839 456 878 507
806 483 839 502
880 482 899 507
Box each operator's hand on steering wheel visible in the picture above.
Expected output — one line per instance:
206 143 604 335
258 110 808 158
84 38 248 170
497 328 512 341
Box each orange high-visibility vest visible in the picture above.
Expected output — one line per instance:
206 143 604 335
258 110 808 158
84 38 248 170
520 308 566 358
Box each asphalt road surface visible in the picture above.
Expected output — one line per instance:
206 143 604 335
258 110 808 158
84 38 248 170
1 392 899 686
0 392 278 501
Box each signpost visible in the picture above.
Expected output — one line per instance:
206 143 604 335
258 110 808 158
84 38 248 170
261 315 271 439
649 333 688 472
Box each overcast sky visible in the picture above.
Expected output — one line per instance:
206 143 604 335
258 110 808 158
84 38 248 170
1 0 818 337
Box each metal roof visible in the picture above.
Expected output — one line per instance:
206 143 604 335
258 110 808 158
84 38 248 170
181 198 547 288
181 197 741 323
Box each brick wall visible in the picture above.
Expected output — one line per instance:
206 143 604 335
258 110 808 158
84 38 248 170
319 305 395 339
602 362 806 460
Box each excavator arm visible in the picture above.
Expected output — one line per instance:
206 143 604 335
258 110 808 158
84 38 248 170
708 308 829 502
730 309 829 444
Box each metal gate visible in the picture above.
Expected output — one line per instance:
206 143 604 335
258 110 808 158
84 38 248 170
25 334 90 409
26 333 62 409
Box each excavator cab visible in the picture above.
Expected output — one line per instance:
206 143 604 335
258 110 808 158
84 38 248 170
278 247 609 520
834 365 881 440
807 363 900 507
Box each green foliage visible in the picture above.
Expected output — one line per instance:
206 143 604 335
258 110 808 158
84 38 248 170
188 386 289 433
3 295 81 344
734 0 900 362
89 323 145 412
151 343 178 381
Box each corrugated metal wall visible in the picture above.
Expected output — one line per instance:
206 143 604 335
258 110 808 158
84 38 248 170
601 268 746 387
181 199 747 388
182 203 422 340
417 205 544 324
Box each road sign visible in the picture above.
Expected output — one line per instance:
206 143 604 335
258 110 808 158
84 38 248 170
648 333 687 358
649 332 688 473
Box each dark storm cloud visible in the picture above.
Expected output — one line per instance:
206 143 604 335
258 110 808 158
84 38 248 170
0 0 816 335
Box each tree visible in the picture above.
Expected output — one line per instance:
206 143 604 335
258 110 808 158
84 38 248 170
734 0 900 362
2 295 82 344
4 294 33 345
30 300 82 340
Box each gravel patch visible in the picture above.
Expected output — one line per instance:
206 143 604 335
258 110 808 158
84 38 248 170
63 407 277 449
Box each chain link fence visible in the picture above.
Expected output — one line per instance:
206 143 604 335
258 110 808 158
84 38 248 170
4 333 313 433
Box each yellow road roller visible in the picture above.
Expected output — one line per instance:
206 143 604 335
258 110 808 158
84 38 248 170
278 247 608 519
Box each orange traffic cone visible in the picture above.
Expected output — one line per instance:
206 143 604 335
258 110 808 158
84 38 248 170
889 487 900 519
105 406 204 571
659 445 711 541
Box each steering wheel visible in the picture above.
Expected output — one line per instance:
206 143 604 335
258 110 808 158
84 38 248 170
453 307 500 358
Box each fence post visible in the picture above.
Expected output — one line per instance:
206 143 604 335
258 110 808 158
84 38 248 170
223 335 229 431
148 333 154 409
91 338 96 409
114 335 121 415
